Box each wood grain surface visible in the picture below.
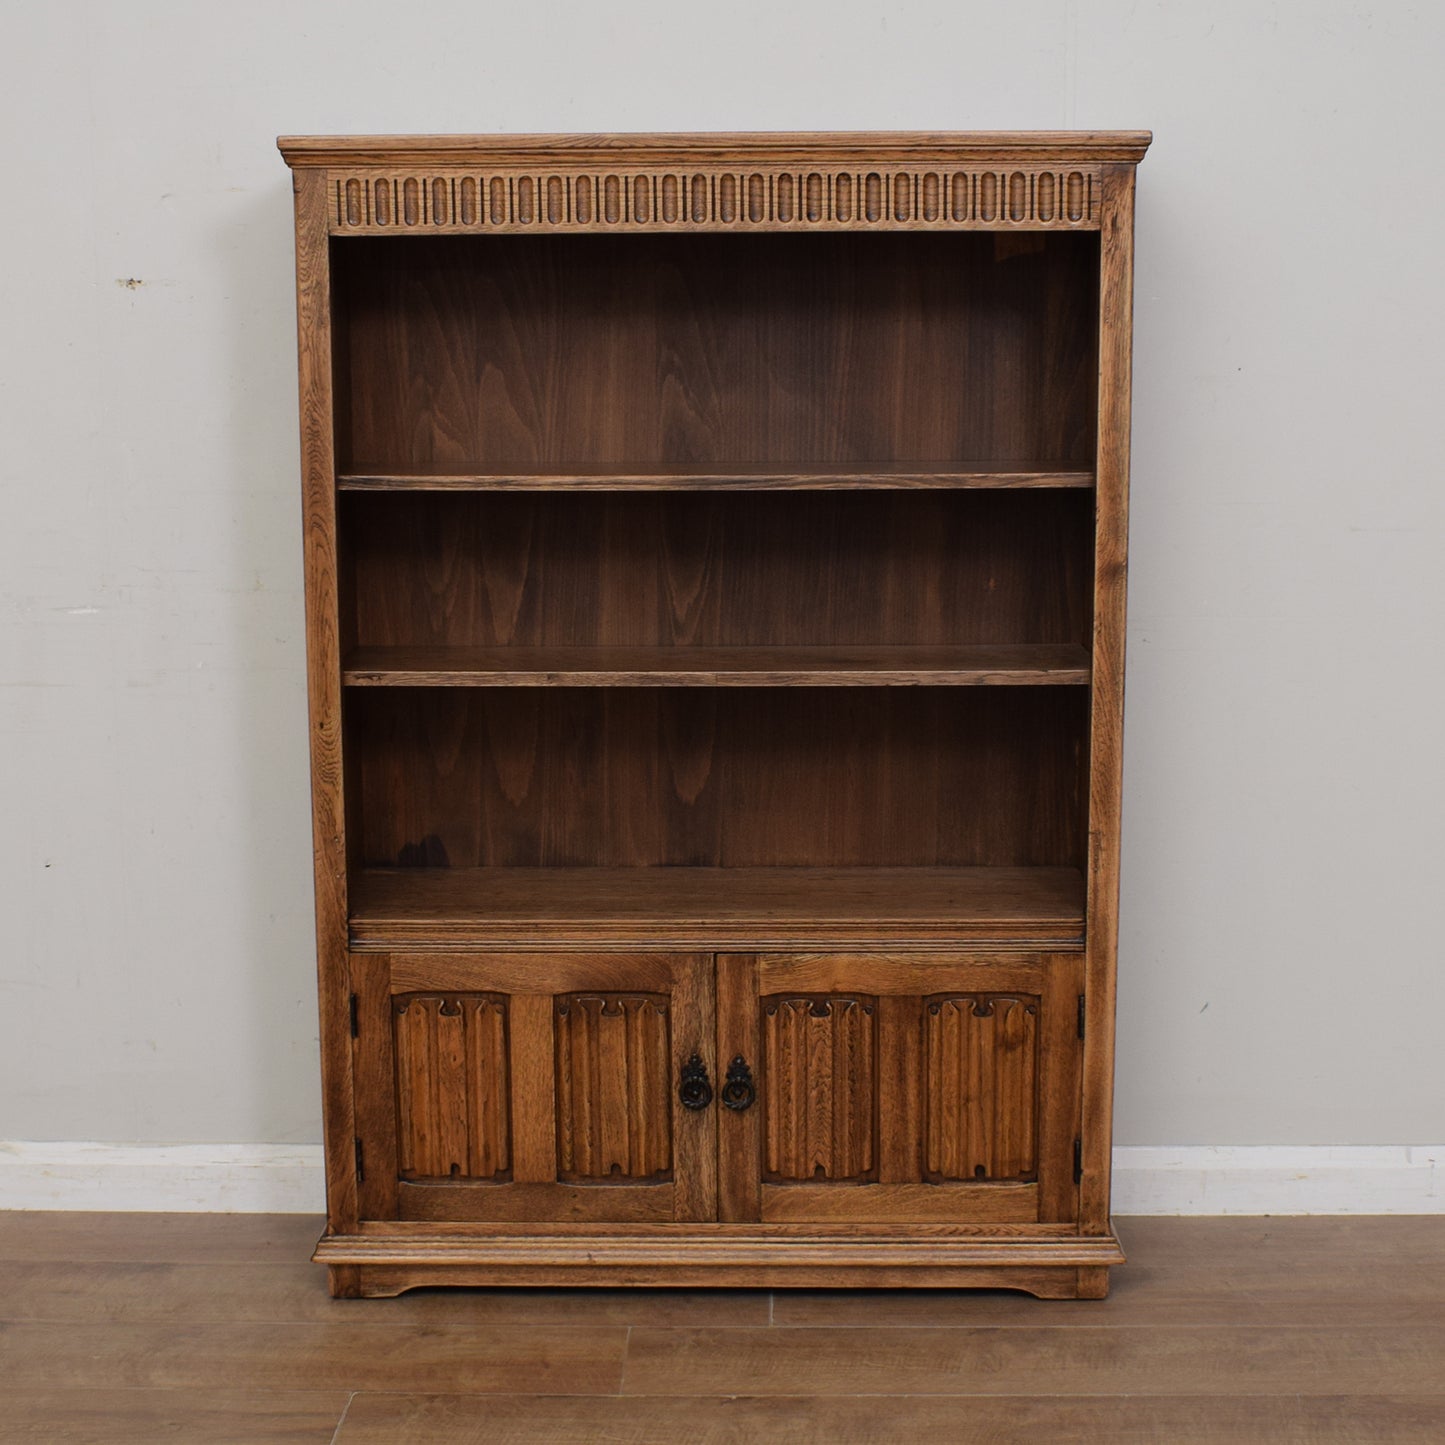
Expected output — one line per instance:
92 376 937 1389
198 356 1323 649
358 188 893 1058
391 994 510 1182
1079 162 1137 1235
278 130 1154 167
346 954 714 1232
290 166 357 1239
342 490 1095 651
0 1390 351 1445
283 130 1141 1297
620 1323 1445 1398
7 1213 1445 1443
335 233 1098 471
342 643 1092 688
332 1393 1445 1445
348 866 1087 949
718 952 1082 1226
338 460 1095 490
350 688 1090 870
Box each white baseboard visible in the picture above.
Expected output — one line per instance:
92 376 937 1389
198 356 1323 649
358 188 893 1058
2 1141 1441 1214
0 1142 324 1213
1111 1145 1443 1215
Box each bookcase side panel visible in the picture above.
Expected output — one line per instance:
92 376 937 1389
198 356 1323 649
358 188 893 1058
1081 162 1137 1234
293 167 357 1232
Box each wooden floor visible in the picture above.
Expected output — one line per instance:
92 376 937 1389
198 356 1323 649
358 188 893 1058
1 1214 1442 1443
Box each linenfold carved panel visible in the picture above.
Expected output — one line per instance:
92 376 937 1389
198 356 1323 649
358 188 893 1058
328 168 1099 233
554 993 673 1182
761 995 878 1183
923 993 1040 1183
393 993 511 1182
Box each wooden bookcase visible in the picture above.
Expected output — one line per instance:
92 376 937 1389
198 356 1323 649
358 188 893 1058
279 131 1149 1299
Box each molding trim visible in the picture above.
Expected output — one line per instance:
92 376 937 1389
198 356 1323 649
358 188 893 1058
1 1142 1440 1214
324 166 1102 235
278 131 1154 168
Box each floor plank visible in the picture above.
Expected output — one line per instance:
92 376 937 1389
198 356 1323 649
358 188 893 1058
1118 1213 1445 1248
0 1321 626 1395
773 1216 1445 1327
0 1211 322 1263
4 1210 1445 1439
0 1260 768 1326
334 1393 1445 1444
622 1323 1445 1397
0 1389 350 1444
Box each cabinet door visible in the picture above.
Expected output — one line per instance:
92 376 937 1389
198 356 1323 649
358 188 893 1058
716 953 1082 1225
351 952 715 1224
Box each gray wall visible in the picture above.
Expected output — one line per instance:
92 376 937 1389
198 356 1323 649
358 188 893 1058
2 1 1441 1146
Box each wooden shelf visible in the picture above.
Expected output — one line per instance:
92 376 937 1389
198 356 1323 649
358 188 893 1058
337 461 1094 492
343 644 1091 688
348 866 1087 949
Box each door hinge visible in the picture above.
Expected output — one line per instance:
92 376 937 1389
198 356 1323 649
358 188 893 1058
349 993 359 1038
354 1137 365 1183
1077 994 1086 1040
1073 1137 1083 1185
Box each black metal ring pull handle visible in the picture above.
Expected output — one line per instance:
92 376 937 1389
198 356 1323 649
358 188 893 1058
678 1054 713 1111
720 1055 756 1111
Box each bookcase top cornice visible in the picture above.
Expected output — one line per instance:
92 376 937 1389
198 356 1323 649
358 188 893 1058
281 131 1147 235
277 130 1152 169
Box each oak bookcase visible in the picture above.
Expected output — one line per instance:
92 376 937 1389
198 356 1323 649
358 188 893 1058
279 131 1149 1299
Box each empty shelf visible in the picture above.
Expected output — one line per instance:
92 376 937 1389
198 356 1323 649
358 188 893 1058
343 644 1092 688
349 866 1087 949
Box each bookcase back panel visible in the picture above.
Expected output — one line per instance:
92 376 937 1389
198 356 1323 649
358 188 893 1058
335 232 1099 469
344 491 1093 649
349 687 1088 869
